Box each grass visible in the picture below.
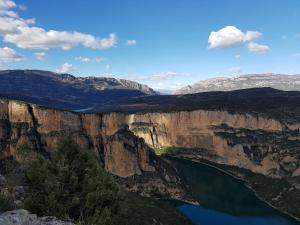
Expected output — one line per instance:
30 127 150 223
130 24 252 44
154 147 172 156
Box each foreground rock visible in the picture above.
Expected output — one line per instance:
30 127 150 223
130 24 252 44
0 210 74 225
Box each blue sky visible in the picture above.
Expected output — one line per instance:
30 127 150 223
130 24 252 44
0 0 300 90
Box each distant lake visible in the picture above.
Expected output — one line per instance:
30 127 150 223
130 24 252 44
168 157 300 225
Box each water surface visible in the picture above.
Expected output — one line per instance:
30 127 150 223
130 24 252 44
168 157 300 225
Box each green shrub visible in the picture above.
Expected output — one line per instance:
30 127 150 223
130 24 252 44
25 138 121 225
0 193 14 212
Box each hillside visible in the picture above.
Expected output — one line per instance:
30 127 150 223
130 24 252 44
0 70 157 111
174 74 300 94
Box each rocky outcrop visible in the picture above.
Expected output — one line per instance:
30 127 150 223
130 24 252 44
104 128 155 177
0 210 74 225
1 98 300 182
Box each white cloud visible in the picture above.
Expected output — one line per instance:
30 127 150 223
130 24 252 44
235 54 241 59
126 39 136 46
228 66 242 74
127 71 189 81
0 0 117 50
0 46 23 63
75 56 104 63
247 42 270 53
75 56 91 62
0 0 20 19
56 63 73 73
34 51 46 60
208 26 262 49
148 72 183 81
208 26 271 53
0 0 16 9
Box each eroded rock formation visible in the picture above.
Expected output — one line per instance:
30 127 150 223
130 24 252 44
0 100 189 200
1 99 300 181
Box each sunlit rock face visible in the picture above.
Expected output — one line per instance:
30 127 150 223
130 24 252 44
0 99 299 180
0 100 190 200
125 110 299 178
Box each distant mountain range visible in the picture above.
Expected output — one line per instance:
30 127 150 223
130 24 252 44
0 70 157 111
174 74 300 94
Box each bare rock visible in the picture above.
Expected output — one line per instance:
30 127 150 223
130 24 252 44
0 209 75 225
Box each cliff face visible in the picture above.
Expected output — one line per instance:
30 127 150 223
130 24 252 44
0 100 189 200
1 99 300 181
126 111 300 178
0 100 154 178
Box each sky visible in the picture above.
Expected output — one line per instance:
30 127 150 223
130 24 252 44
0 0 300 90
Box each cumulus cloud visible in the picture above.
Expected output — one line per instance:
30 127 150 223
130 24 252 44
0 46 23 63
75 56 104 63
34 52 46 60
208 26 262 48
0 0 19 19
0 0 117 50
56 63 73 73
208 26 270 53
247 42 270 53
126 39 136 46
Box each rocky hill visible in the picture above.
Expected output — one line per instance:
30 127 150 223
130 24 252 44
0 70 158 111
174 74 300 94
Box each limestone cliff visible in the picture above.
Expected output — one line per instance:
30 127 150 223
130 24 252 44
0 100 188 200
125 110 300 178
1 99 300 181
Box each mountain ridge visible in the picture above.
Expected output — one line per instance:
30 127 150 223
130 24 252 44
174 73 300 94
0 70 158 111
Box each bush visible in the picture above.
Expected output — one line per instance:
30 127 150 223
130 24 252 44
25 138 121 225
0 193 14 212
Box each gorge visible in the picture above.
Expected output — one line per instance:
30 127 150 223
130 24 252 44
0 87 300 222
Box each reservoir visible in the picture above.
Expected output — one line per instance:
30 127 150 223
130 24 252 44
168 157 300 225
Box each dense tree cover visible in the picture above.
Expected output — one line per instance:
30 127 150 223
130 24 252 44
24 138 121 225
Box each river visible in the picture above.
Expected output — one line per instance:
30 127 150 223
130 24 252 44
168 157 300 225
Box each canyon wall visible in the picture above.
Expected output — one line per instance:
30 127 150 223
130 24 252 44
126 111 300 177
0 100 188 200
1 99 300 180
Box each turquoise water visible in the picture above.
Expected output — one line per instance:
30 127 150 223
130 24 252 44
168 158 300 225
